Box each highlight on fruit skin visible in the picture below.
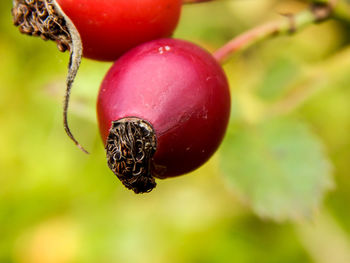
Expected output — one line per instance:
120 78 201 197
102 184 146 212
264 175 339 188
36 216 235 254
97 38 231 194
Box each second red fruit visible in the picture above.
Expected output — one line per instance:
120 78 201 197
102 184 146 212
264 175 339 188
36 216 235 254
97 38 231 193
56 0 182 61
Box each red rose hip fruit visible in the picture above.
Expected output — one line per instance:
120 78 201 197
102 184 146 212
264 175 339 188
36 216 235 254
97 39 231 193
56 0 182 61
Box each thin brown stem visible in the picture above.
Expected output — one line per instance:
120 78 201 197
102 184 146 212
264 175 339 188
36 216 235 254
213 3 334 64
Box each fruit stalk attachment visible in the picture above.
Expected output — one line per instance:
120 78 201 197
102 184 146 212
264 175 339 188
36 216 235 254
213 2 334 63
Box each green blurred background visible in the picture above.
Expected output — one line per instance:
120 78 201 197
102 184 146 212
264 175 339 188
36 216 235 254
1 0 350 262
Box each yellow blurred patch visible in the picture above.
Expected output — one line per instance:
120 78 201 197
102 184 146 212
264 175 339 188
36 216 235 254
14 218 80 263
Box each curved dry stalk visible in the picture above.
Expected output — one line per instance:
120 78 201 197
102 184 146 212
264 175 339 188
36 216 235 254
12 0 88 154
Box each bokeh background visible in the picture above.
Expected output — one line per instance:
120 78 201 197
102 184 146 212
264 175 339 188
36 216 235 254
1 0 350 262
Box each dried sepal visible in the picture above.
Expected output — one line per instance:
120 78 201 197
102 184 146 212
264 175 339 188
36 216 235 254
12 0 71 51
106 118 157 194
12 0 87 153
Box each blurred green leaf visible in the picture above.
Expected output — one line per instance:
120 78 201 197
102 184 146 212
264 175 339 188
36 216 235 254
257 57 301 101
220 117 334 221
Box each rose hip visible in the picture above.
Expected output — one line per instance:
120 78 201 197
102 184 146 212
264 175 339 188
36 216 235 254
97 38 231 193
55 0 182 61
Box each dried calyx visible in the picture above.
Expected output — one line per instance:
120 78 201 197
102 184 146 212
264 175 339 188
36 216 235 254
12 0 71 52
12 0 87 153
106 118 158 194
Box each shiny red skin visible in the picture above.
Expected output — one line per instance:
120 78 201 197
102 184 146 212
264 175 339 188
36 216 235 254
56 0 182 61
97 39 231 178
